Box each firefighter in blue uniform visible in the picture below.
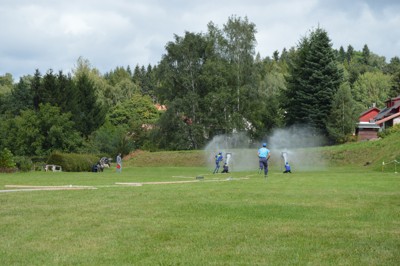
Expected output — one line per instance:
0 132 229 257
213 152 223 174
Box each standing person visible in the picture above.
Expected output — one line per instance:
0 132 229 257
258 143 271 178
213 152 223 174
283 162 292 173
116 153 122 173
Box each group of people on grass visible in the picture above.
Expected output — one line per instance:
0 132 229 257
213 152 229 174
100 144 294 176
92 153 123 173
213 142 292 176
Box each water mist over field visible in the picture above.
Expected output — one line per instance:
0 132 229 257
204 127 326 173
204 133 256 172
268 126 327 171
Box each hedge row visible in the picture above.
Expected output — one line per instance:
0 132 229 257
47 151 100 172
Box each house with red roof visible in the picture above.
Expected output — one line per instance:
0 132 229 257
356 95 400 141
374 95 400 129
359 105 380 123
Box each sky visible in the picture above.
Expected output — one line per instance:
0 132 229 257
1 0 399 81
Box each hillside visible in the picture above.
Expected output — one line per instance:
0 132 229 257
124 131 400 171
321 131 400 170
124 149 207 167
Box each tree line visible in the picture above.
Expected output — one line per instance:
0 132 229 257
1 15 399 158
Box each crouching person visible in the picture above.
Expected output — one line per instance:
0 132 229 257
283 162 292 173
221 163 229 173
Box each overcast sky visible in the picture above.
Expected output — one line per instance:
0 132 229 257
1 0 399 81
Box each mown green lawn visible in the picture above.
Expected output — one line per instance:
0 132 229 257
0 166 399 265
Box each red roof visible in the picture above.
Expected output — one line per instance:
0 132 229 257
359 107 380 122
375 112 400 125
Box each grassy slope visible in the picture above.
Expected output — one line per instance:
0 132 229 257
125 149 207 167
320 131 400 170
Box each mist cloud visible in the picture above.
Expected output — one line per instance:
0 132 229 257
204 126 327 173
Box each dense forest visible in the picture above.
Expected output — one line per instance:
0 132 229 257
1 15 399 158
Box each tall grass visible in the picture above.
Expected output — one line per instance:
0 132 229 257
1 165 399 265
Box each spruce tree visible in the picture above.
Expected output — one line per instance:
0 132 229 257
74 73 105 137
285 27 342 135
32 69 42 111
10 76 33 115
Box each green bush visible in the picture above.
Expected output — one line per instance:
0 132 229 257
0 148 16 173
30 156 48 171
14 156 33 172
378 124 400 138
47 151 99 172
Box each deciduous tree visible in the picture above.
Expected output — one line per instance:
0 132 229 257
327 82 360 143
352 71 392 109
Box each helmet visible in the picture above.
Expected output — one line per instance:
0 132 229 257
262 143 267 147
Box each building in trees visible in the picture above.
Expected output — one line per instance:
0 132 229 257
356 95 400 140
374 95 400 129
356 104 381 141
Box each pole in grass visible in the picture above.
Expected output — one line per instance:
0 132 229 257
382 161 384 172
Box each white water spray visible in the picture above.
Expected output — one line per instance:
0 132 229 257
225 153 232 165
204 133 256 171
281 151 288 164
204 126 326 172
269 126 327 171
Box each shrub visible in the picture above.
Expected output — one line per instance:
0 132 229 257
378 124 400 138
47 151 99 172
0 148 16 173
31 157 48 171
14 156 33 172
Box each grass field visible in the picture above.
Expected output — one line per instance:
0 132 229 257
1 163 399 265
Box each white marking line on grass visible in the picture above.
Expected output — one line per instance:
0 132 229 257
115 182 143 186
243 174 258 178
172 174 213 179
116 180 200 186
1 185 97 193
116 177 249 186
1 177 251 193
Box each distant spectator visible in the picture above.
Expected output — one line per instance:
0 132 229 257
116 153 122 173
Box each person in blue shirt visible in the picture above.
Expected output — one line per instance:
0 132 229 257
213 152 223 174
283 162 291 173
258 143 271 177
